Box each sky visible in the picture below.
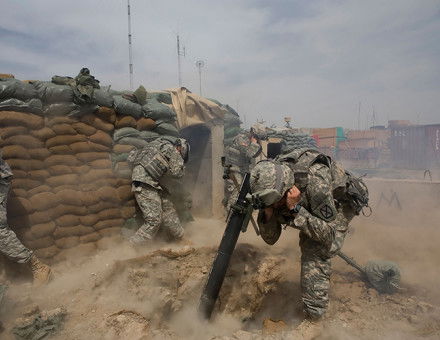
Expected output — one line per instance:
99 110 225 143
1 0 439 128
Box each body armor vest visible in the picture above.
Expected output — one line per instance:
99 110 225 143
131 141 169 181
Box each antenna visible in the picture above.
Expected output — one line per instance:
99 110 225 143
195 59 205 96
177 34 186 87
357 101 361 130
127 0 134 89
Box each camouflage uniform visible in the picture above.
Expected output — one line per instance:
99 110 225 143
128 139 185 244
254 149 356 319
0 154 33 263
224 133 261 211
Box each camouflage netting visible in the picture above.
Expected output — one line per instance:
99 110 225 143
0 71 198 261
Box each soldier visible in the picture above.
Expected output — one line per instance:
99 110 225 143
127 137 190 245
0 152 52 285
248 148 366 321
223 124 267 212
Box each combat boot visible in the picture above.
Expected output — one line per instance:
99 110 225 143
29 254 52 285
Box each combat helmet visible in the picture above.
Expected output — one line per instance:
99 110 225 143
248 160 295 209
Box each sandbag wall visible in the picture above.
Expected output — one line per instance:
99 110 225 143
0 108 125 261
0 76 183 261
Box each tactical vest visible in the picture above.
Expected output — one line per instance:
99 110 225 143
129 140 170 181
277 148 369 216
224 144 248 171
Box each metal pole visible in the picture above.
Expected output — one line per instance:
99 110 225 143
127 0 134 89
177 35 182 87
198 65 202 96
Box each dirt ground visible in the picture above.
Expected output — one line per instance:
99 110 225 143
1 195 440 339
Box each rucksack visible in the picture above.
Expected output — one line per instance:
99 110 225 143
277 148 370 216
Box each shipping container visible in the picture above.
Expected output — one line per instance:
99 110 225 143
389 125 435 169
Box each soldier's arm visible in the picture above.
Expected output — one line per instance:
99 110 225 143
235 134 262 159
163 145 185 178
288 164 342 247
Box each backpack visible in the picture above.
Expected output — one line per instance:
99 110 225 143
277 148 370 216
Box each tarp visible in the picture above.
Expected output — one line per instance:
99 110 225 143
167 87 227 129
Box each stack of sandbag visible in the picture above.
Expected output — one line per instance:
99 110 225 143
223 105 242 146
0 101 125 261
268 129 318 153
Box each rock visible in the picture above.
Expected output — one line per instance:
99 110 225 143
13 307 66 340
22 304 40 317
349 305 362 314
262 319 288 334
233 330 254 340
417 301 435 313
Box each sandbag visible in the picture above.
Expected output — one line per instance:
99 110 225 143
153 121 179 137
28 211 52 225
28 169 50 181
31 221 56 238
3 134 44 148
117 185 132 201
89 158 112 169
88 201 117 214
80 232 101 243
96 106 116 123
28 185 52 197
80 214 100 226
48 145 73 155
29 148 51 160
6 159 41 171
76 152 109 163
70 141 109 153
97 208 121 220
34 81 74 103
1 145 30 159
46 174 79 187
31 127 56 141
136 117 156 131
46 116 76 126
48 165 73 176
11 178 41 191
29 192 58 211
90 130 113 147
98 227 121 237
117 136 151 148
56 215 80 228
93 219 124 230
51 204 87 218
121 206 136 219
72 122 97 136
53 225 95 239
97 186 119 203
0 98 43 114
114 162 130 173
0 78 37 100
113 144 134 154
26 236 54 250
113 127 141 141
55 236 79 249
10 188 27 198
81 169 114 183
55 189 83 206
142 98 176 121
147 91 173 105
115 116 137 129
113 95 142 118
7 196 34 216
0 126 28 139
34 245 60 259
43 102 79 116
51 184 76 193
93 88 114 107
81 115 114 132
46 134 87 148
0 111 44 129
51 123 78 135
72 164 90 175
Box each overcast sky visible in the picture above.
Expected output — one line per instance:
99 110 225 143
1 0 439 128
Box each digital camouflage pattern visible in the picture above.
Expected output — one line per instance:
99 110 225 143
128 139 185 243
251 152 356 319
130 184 184 243
0 154 33 263
224 132 262 211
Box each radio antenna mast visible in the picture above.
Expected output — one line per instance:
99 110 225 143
177 34 186 87
195 59 205 96
127 0 134 89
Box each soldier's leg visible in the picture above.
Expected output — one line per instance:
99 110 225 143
300 250 332 320
161 196 184 240
0 203 32 264
130 184 162 243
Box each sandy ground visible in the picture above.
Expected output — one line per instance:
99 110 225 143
1 196 440 339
